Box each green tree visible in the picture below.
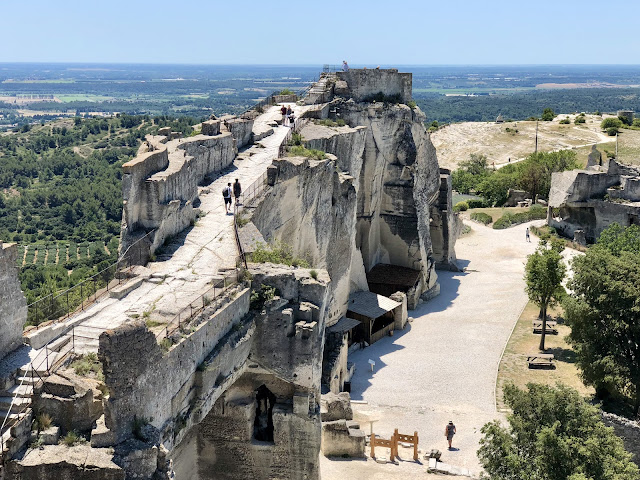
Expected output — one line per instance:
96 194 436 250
478 383 639 480
565 224 640 415
451 154 492 194
541 107 555 121
601 117 622 131
524 240 566 350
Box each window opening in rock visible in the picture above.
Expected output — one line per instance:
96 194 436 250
253 384 276 442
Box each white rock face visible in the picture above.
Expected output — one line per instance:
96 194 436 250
0 242 28 360
253 100 442 320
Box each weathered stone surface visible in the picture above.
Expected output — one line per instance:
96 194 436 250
321 419 366 457
587 144 603 167
320 392 353 421
336 69 412 103
504 189 530 207
0 242 27 361
6 445 124 480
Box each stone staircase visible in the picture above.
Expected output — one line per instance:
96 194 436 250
304 74 336 105
0 335 73 463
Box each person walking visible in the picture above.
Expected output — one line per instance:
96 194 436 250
342 60 349 72
233 178 242 206
445 421 456 450
286 105 293 127
223 182 232 214
280 104 287 126
526 227 531 242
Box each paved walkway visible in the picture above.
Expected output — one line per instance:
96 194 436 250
343 221 543 476
65 104 308 353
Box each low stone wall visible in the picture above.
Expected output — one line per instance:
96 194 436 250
336 69 412 104
99 287 251 445
224 117 254 149
273 94 298 104
0 242 27 361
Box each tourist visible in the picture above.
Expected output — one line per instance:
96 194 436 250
280 104 287 126
526 227 530 242
233 178 242 205
223 182 233 214
445 421 456 450
286 105 294 128
342 60 349 72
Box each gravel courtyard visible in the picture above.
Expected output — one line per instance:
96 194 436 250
323 221 542 477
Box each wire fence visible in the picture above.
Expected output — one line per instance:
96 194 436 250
25 229 156 330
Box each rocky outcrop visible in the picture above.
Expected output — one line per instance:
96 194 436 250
0 242 27 361
336 69 412 104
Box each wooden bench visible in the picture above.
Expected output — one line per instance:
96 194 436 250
527 353 555 369
532 320 558 335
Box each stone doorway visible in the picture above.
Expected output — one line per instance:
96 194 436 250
253 384 276 442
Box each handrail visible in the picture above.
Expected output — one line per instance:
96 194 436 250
25 229 156 330
154 261 242 345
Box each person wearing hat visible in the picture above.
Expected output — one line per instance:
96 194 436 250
444 421 456 449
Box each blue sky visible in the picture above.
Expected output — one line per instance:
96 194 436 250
2 0 639 64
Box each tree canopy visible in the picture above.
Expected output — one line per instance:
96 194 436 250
478 383 639 480
565 223 640 416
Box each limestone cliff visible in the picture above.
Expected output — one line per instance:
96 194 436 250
252 76 444 318
0 242 27 361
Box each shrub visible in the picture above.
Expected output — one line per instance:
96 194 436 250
309 269 318 280
278 88 295 96
407 101 417 110
470 212 492 225
466 198 488 209
61 430 85 446
559 118 570 125
33 412 53 432
601 117 622 130
493 205 547 229
453 201 469 212
607 127 619 136
71 353 102 379
574 115 586 124
160 338 172 352
132 415 150 441
250 284 277 310
541 108 555 121
315 119 346 127
289 132 303 146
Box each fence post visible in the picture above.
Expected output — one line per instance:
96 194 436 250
72 327 75 352
413 431 418 461
370 434 375 458
393 428 399 460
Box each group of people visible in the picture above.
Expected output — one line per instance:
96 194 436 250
280 105 295 127
222 178 242 214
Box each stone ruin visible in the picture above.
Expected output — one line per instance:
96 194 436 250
0 242 27 362
0 69 459 480
548 150 640 243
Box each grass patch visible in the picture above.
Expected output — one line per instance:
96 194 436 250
309 269 318 280
236 213 249 227
71 352 103 380
33 412 53 432
315 119 346 127
251 241 309 268
61 430 86 446
287 146 326 160
496 302 594 411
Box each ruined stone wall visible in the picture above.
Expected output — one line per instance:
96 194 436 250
548 159 640 241
336 69 412 103
0 242 27 360
430 169 459 269
120 131 236 260
98 287 252 447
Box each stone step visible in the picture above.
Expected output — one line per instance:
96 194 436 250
14 376 38 387
0 384 33 399
18 351 59 376
47 334 71 353
0 397 30 414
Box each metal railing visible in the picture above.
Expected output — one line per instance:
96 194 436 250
25 229 156 330
278 117 310 158
154 260 243 344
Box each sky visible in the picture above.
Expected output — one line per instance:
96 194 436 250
1 0 639 65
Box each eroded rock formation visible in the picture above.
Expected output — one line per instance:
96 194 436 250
0 242 27 361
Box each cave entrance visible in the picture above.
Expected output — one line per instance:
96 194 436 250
253 384 276 443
